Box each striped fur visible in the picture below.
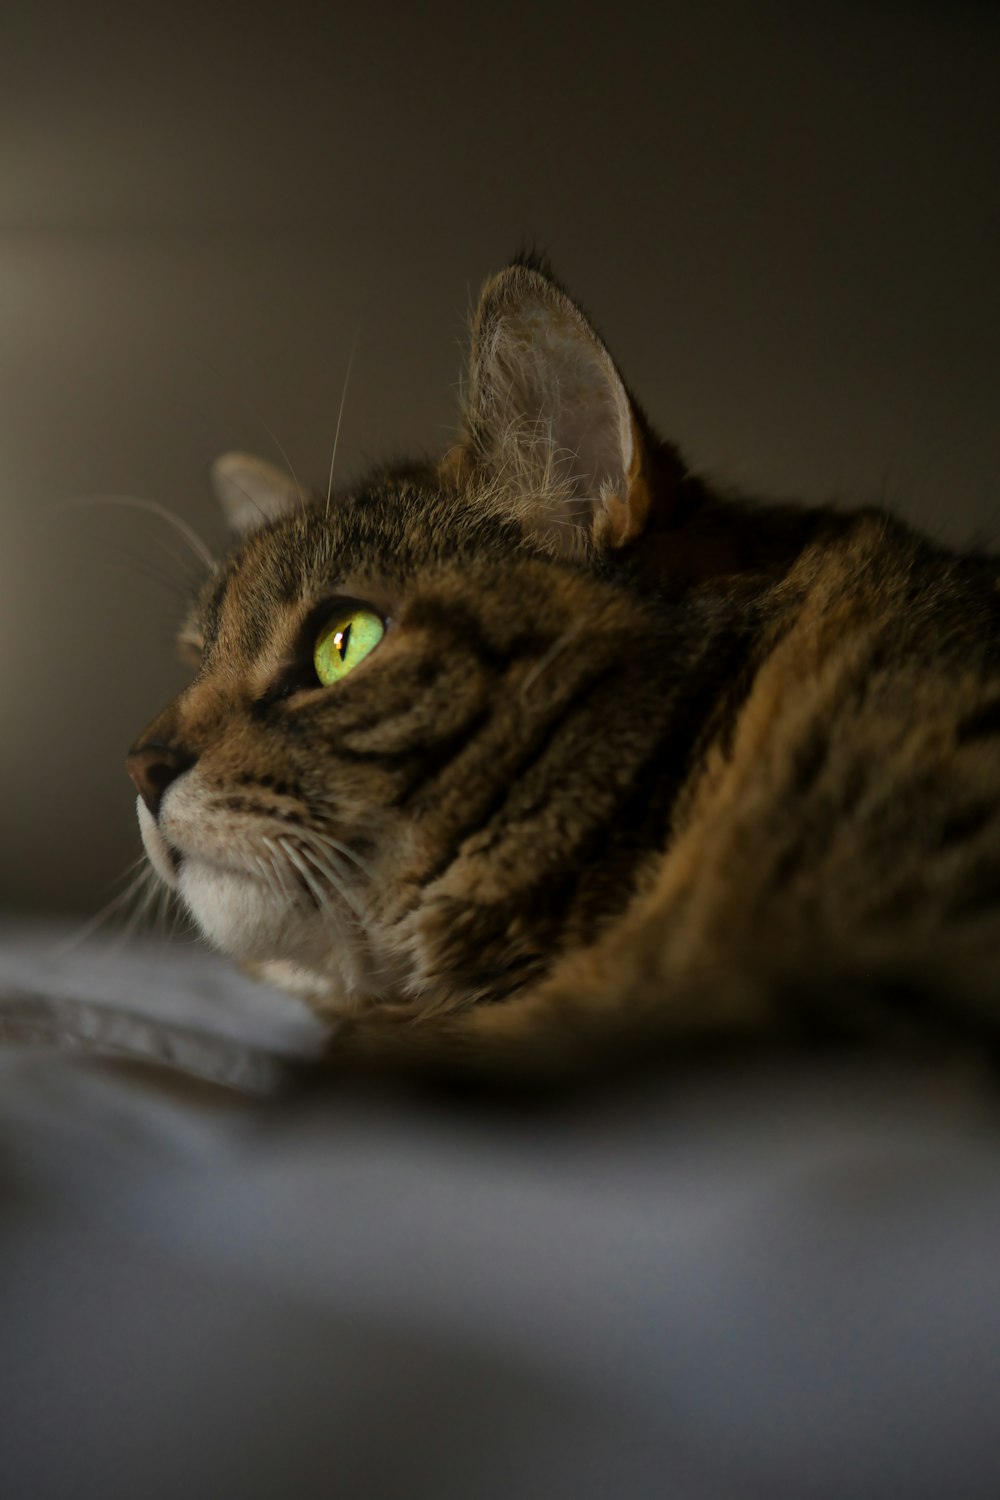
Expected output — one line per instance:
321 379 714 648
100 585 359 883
128 261 1000 1075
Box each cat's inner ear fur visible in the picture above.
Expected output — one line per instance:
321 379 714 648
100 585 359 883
450 264 654 555
211 452 300 534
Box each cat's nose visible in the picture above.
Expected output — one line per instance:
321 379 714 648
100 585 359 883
125 742 193 819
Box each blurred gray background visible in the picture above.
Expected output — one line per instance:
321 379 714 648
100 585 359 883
2 0 998 916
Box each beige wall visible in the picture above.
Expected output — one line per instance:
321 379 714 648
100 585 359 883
3 0 998 914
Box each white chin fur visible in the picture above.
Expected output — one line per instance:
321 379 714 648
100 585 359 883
138 793 312 963
178 858 298 962
179 856 361 998
136 797 180 889
136 786 366 1011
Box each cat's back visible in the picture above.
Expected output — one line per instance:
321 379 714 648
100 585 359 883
470 513 1000 1061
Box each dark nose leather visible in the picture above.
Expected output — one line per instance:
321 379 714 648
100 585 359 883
125 742 193 819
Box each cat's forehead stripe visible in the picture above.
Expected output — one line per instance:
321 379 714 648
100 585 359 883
201 473 533 664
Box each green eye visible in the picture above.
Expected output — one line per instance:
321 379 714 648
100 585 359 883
313 607 384 686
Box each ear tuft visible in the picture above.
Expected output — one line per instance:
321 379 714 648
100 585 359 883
454 264 654 556
210 452 300 534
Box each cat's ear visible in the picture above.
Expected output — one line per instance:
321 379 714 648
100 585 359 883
450 263 655 554
210 452 300 534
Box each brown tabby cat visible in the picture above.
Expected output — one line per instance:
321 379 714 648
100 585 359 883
127 258 1000 1075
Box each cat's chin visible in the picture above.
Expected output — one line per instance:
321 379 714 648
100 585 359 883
136 795 320 965
178 856 323 968
136 797 369 1010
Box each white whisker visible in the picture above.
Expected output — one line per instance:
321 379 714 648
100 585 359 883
326 328 360 518
274 836 338 918
53 493 216 574
153 878 174 942
258 421 307 515
110 863 164 954
187 349 307 513
102 536 203 600
520 621 584 699
52 859 156 956
294 841 367 924
252 850 289 906
298 824 374 879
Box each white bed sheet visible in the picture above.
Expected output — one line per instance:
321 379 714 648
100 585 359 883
2 921 999 1500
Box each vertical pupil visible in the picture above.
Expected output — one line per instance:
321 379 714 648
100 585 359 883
335 622 352 661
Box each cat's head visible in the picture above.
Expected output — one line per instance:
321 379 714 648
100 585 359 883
126 262 694 1023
